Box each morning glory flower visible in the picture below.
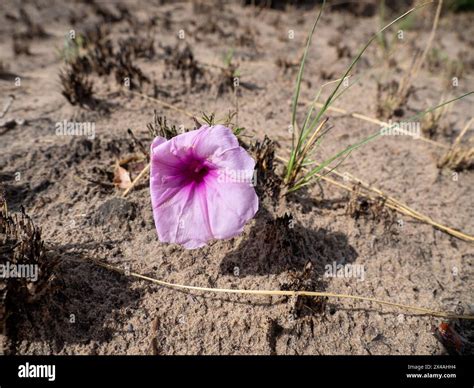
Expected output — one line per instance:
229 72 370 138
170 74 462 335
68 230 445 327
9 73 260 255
150 125 258 249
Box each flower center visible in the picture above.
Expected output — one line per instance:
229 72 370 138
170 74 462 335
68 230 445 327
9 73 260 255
183 158 211 185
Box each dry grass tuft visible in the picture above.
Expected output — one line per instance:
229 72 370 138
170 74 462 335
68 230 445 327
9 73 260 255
377 0 443 119
438 118 474 171
59 65 95 108
248 136 282 200
163 44 205 89
421 95 451 138
147 110 183 140
0 193 58 339
17 8 49 40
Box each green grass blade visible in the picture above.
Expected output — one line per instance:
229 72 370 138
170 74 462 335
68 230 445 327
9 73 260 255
291 0 325 129
287 0 326 181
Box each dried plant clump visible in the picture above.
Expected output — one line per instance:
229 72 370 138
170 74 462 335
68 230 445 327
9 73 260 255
129 10 171 32
281 261 326 318
438 147 474 171
114 46 151 90
65 25 151 91
16 8 49 40
420 99 451 138
248 136 282 200
62 26 113 76
192 3 236 39
236 26 259 51
91 2 132 24
86 38 115 76
328 35 352 59
264 213 302 257
59 65 95 109
147 110 182 140
345 186 394 224
163 44 205 88
126 128 150 159
59 23 153 107
216 63 240 96
80 24 110 50
275 56 299 75
0 195 58 339
12 36 31 56
242 0 320 11
194 19 229 39
212 49 241 96
376 79 411 118
437 119 474 171
118 36 156 60
68 55 93 75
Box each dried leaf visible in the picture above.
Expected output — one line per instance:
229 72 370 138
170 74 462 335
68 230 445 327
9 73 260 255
113 162 132 189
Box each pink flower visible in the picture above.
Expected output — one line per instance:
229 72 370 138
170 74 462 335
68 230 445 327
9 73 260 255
150 125 258 249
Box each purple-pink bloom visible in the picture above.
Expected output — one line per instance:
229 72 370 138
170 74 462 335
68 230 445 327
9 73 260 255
150 125 258 249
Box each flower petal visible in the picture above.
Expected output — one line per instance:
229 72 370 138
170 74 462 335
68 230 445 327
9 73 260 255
204 175 258 239
211 147 256 177
151 136 167 151
193 125 240 159
151 182 216 249
175 183 214 248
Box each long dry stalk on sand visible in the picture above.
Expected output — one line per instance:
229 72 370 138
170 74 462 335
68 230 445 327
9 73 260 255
89 258 474 320
306 101 450 150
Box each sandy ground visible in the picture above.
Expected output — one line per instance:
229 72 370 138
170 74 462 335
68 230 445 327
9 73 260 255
1 0 473 355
